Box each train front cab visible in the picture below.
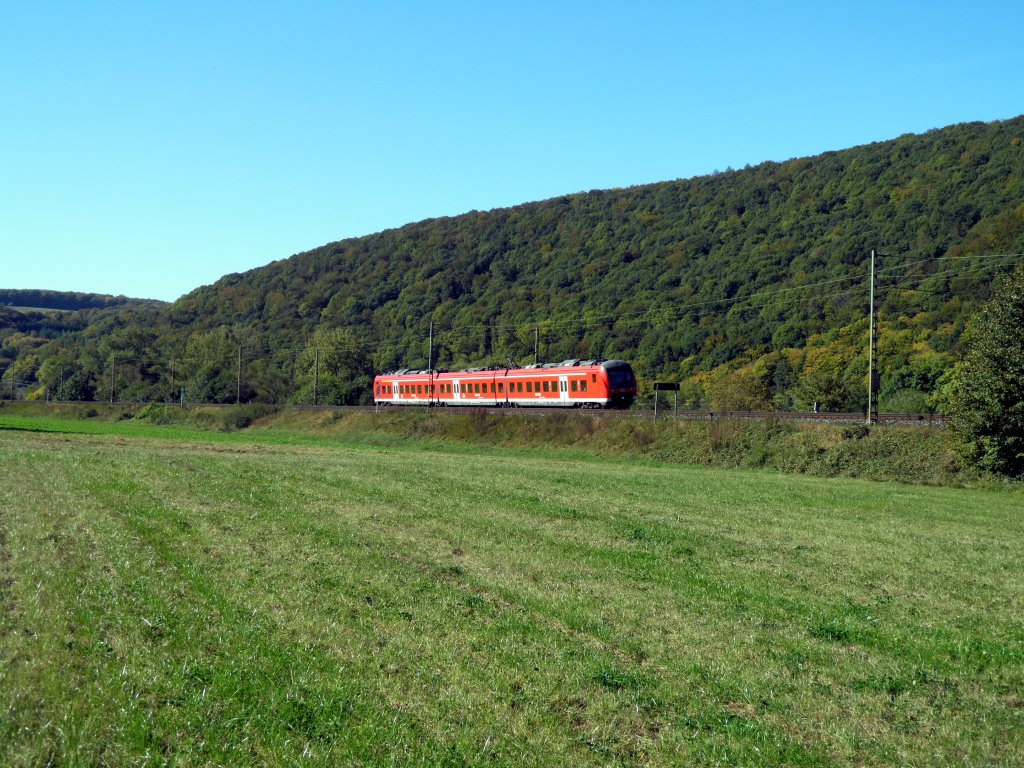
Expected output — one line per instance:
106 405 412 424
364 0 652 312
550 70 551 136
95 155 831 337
601 360 636 409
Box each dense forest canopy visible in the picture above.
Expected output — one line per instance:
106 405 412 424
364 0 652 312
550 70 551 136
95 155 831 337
0 289 159 312
2 116 1023 409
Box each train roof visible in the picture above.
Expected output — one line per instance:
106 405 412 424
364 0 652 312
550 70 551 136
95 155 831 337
377 359 632 377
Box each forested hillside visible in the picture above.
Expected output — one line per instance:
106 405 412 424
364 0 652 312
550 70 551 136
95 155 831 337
0 289 159 313
2 116 1023 408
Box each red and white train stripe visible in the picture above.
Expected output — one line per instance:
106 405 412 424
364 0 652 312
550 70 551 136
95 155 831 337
373 360 636 409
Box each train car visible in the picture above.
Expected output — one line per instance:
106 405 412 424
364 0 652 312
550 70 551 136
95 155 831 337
373 359 636 409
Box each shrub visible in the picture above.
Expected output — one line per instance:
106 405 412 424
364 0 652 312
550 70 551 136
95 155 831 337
221 404 276 431
841 424 870 440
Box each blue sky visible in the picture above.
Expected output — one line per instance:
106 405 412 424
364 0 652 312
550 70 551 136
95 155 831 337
2 1 1023 301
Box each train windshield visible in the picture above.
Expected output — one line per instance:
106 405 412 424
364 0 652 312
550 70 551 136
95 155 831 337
607 368 635 387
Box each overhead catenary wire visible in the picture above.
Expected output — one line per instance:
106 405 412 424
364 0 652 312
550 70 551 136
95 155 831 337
424 250 1023 346
100 249 1021 368
15 249 1021 402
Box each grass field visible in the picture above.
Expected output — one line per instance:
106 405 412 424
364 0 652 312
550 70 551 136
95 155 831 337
0 417 1021 766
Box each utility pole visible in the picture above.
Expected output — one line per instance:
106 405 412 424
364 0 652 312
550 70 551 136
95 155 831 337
170 358 175 396
110 353 115 404
866 249 876 425
236 345 242 404
313 347 319 406
428 319 434 405
534 326 539 365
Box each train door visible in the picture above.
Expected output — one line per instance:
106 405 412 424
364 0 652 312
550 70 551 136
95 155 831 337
453 379 461 404
393 382 399 402
559 375 569 405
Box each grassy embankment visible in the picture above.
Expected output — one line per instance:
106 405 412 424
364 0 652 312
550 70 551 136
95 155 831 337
0 400 988 486
0 413 1022 766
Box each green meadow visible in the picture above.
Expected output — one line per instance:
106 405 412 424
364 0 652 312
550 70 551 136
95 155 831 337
0 416 1021 766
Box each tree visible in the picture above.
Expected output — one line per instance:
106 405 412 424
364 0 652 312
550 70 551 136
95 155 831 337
56 372 94 402
293 328 373 406
942 266 1024 476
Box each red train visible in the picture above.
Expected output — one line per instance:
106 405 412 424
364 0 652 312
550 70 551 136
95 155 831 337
374 359 636 409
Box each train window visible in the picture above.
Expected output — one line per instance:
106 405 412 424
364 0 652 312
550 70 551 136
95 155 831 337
498 383 503 393
581 380 588 392
542 381 548 393
571 381 577 392
592 374 597 383
526 382 532 393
